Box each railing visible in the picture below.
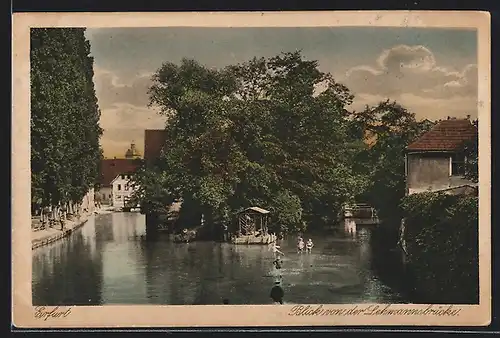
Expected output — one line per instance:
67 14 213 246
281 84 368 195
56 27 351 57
343 204 380 224
240 217 253 234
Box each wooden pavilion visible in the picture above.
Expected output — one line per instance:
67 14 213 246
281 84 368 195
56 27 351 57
232 206 276 245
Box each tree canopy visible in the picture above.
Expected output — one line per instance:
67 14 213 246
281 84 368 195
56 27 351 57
31 28 103 211
132 51 470 234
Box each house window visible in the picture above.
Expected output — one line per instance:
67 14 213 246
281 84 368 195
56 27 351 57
451 153 466 176
109 194 112 199
118 184 122 191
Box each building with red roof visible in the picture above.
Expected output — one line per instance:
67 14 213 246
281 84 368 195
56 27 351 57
405 118 478 195
97 145 142 206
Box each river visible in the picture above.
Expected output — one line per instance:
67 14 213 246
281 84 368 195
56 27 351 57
32 212 408 305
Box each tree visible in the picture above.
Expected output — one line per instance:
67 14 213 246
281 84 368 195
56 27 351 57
31 28 103 215
137 51 368 234
350 100 435 223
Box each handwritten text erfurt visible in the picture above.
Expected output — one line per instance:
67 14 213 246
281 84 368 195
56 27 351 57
34 306 72 321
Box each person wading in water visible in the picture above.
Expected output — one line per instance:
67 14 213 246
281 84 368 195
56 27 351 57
297 237 305 254
269 241 285 259
306 238 314 253
272 256 284 281
273 257 283 270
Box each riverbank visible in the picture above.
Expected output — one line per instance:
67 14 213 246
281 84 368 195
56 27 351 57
31 206 115 250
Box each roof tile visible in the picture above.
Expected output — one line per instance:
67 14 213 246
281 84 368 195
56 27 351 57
100 159 141 186
407 119 477 151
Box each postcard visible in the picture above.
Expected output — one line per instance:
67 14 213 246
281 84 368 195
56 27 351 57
12 11 491 328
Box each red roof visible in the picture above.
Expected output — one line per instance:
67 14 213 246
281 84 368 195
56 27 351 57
407 119 477 152
100 159 140 186
144 129 168 161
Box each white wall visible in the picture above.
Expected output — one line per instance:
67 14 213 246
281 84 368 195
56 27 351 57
111 174 139 208
97 187 113 205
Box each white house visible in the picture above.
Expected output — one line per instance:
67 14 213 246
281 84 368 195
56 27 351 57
111 172 139 209
97 186 113 205
98 155 141 207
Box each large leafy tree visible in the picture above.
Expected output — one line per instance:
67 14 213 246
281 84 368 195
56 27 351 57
31 28 103 212
136 51 368 233
350 100 435 223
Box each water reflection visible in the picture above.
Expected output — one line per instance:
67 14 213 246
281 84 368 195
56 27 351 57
344 218 357 236
32 212 405 305
32 216 104 305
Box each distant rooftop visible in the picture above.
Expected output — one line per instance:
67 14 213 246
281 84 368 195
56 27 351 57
100 158 141 186
407 118 477 152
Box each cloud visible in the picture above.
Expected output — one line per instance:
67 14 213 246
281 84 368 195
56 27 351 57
342 44 478 119
350 92 477 121
377 45 437 72
94 43 478 156
93 66 154 109
99 102 165 130
99 102 167 157
424 63 478 99
93 66 166 157
398 93 477 120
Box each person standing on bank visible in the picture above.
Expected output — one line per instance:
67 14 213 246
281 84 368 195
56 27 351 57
270 281 285 304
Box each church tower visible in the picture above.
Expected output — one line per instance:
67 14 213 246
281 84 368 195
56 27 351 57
125 141 141 159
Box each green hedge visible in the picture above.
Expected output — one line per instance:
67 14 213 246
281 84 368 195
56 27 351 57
401 192 479 304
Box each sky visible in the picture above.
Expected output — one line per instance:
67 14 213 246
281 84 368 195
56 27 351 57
84 27 478 158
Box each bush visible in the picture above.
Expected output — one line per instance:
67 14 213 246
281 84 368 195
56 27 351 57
400 192 479 304
269 190 304 233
